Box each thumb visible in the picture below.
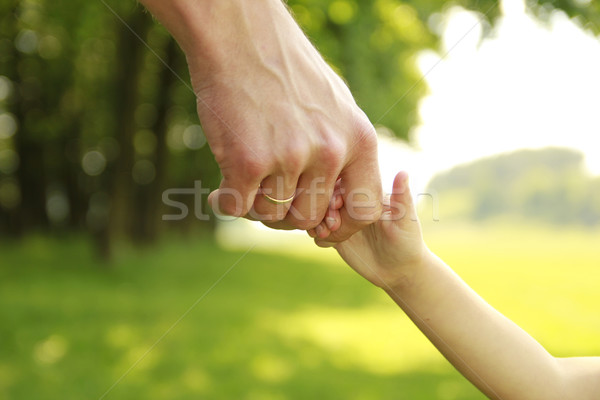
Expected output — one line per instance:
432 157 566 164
388 171 415 220
324 156 383 242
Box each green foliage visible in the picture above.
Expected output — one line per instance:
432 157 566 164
288 0 435 137
427 147 600 225
1 0 600 253
0 0 218 251
536 0 600 33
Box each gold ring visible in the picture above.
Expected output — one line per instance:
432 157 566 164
260 190 295 204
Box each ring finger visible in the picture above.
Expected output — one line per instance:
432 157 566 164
249 173 299 222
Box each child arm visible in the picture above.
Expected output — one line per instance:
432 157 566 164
386 251 600 399
331 172 600 400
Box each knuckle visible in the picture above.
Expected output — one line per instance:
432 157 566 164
240 155 269 181
352 110 378 146
280 146 307 176
318 136 345 171
285 209 320 230
212 147 226 166
292 218 320 230
356 123 378 149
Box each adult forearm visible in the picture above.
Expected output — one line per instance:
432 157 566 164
386 252 565 400
139 0 306 79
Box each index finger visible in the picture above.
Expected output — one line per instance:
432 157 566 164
208 174 261 217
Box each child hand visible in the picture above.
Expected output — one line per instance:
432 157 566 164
311 172 429 291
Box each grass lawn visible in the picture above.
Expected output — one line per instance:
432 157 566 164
1 223 598 399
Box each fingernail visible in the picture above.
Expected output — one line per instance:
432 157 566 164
402 173 409 185
315 224 324 237
326 217 336 230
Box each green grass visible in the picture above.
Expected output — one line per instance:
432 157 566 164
1 224 599 399
423 221 600 357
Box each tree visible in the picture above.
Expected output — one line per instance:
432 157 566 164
1 0 599 258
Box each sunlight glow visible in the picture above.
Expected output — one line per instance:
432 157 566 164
264 307 449 375
410 0 600 180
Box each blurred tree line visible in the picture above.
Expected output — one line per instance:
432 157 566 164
0 0 597 259
428 148 600 226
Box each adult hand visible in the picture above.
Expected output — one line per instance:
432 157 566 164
141 0 382 241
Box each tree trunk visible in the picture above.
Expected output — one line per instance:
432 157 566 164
3 3 48 236
132 37 179 244
97 11 152 260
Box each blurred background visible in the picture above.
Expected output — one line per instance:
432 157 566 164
1 0 599 398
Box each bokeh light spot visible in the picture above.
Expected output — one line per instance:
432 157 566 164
0 76 13 101
328 0 357 25
81 150 106 176
46 189 70 225
33 335 68 365
183 124 206 150
167 124 186 151
0 113 18 139
38 35 62 59
15 29 38 54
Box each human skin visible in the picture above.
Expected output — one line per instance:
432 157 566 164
328 171 600 400
138 0 383 241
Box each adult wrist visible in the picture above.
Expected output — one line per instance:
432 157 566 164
139 0 215 58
